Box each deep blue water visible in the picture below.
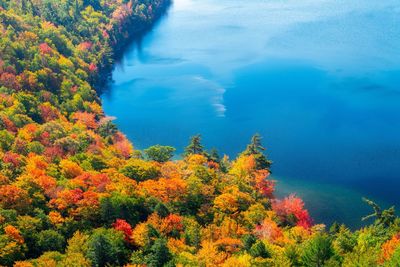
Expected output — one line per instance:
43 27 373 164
101 0 400 228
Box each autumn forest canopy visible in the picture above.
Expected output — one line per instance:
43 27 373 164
0 0 400 266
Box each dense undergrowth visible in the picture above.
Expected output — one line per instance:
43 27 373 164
0 0 400 266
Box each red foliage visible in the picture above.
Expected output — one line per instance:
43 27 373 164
113 219 133 243
50 188 84 210
161 214 183 234
39 43 52 55
0 116 16 132
3 152 21 168
254 170 275 198
88 63 97 72
39 103 59 122
113 133 133 158
272 194 313 229
207 161 219 169
43 146 63 160
0 72 20 90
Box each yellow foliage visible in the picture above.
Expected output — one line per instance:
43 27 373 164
222 254 253 267
60 159 83 179
132 223 148 247
48 211 64 226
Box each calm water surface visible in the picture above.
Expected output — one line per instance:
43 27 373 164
101 0 400 228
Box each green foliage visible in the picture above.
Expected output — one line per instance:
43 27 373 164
144 145 176 162
184 134 204 156
100 195 149 226
301 234 334 267
36 230 65 253
119 158 160 181
147 238 173 267
362 197 396 227
242 133 272 170
86 228 128 267
249 240 270 259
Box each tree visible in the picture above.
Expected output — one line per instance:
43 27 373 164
184 134 204 157
301 234 333 267
362 197 396 227
36 230 65 253
147 238 172 267
249 240 270 259
242 134 271 170
112 219 133 243
209 148 220 163
119 159 160 181
144 145 175 163
86 228 128 267
100 195 148 227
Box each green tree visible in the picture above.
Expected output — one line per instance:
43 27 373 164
301 234 333 267
100 195 149 226
249 240 270 258
362 197 396 227
144 145 176 163
86 228 128 267
147 238 172 267
242 133 272 170
36 230 65 253
184 134 204 157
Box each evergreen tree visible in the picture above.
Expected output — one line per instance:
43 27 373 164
147 238 172 267
242 133 272 170
301 234 333 267
184 134 204 157
362 197 396 227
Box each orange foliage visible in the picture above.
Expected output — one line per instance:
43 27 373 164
71 172 111 192
0 185 31 211
254 218 283 243
25 154 48 177
160 214 184 234
4 225 24 244
48 211 64 226
214 237 242 253
139 177 187 203
72 111 97 129
380 233 400 263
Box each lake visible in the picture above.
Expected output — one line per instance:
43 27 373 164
101 0 400 228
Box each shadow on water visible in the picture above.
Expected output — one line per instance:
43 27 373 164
98 0 172 96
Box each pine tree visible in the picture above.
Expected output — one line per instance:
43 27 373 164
242 133 272 170
184 134 204 157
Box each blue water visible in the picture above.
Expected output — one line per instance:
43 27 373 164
101 0 400 228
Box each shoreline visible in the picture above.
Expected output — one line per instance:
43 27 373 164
95 0 172 93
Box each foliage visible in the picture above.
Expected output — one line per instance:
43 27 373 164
144 145 176 163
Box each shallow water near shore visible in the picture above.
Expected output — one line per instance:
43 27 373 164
101 0 400 228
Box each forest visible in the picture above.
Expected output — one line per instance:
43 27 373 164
0 0 400 266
